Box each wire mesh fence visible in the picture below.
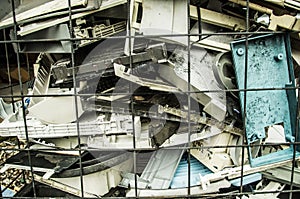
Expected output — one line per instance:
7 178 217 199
1 0 300 198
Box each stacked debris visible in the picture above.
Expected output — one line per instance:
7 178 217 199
0 138 30 197
1 0 300 198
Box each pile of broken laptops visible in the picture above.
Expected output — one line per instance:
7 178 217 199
1 0 300 198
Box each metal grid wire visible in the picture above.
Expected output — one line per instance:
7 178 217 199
0 0 300 198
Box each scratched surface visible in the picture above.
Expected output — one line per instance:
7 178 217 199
231 34 295 144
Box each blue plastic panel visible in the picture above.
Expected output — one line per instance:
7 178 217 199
170 154 212 188
230 173 262 187
231 34 299 167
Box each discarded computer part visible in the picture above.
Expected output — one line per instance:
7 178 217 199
138 0 189 45
191 132 242 172
229 176 287 198
239 180 285 199
11 59 84 124
158 105 243 136
28 89 84 124
230 172 262 187
53 33 155 87
263 164 300 187
51 153 133 197
128 0 245 50
28 138 82 155
145 43 168 63
29 53 54 106
120 148 185 189
0 113 138 139
93 43 173 107
231 33 299 167
1 150 133 197
268 13 300 35
159 46 227 121
74 20 126 47
48 150 133 197
0 151 82 180
149 120 180 147
190 22 233 52
50 59 72 85
124 177 230 197
224 0 300 38
119 42 167 65
114 63 179 92
72 38 149 96
70 42 154 92
90 92 182 121
120 150 186 190
121 157 296 197
0 0 127 33
0 0 100 30
85 117 172 149
170 152 214 189
120 149 230 197
24 54 83 123
83 113 234 149
125 179 230 197
88 69 229 148
0 98 21 121
213 52 236 90
125 0 187 55
86 121 180 149
115 44 228 121
190 4 246 32
193 157 299 195
51 50 121 88
115 43 168 65
10 24 73 53
84 98 239 148
86 126 191 149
